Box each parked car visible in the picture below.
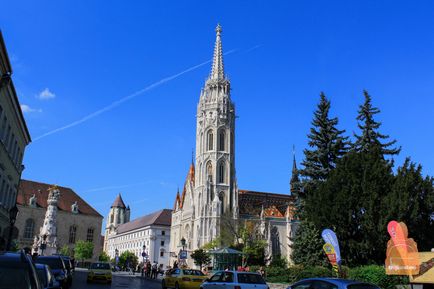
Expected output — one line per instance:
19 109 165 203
87 262 112 284
0 250 43 289
200 270 269 289
35 263 62 289
286 278 381 289
58 255 73 286
163 268 208 289
36 255 69 289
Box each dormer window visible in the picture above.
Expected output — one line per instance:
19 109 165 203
71 201 79 214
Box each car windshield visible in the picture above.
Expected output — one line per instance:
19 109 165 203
62 258 71 269
36 268 48 287
348 284 380 289
183 269 205 276
0 265 32 289
36 257 64 270
90 263 110 270
237 273 266 284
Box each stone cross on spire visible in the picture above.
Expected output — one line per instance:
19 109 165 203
210 23 225 80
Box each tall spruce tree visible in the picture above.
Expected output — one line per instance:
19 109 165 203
386 158 434 251
305 149 394 266
301 92 349 182
354 91 401 156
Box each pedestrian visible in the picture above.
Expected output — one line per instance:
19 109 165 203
151 261 158 279
173 260 178 269
258 266 266 278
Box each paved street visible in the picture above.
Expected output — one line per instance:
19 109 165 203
71 269 162 289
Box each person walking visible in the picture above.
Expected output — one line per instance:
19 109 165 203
151 261 158 279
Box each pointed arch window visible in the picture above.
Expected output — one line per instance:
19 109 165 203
87 227 94 242
218 130 225 151
207 130 214 151
218 162 225 183
206 162 213 181
110 214 114 223
24 218 35 239
69 225 77 244
219 192 225 215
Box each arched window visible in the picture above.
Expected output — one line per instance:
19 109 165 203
24 218 35 239
69 225 77 244
218 130 225 151
87 227 94 242
110 214 114 223
218 162 225 183
207 130 214 151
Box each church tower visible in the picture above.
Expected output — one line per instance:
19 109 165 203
104 194 129 239
194 24 237 246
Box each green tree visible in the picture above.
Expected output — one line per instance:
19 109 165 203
243 239 266 266
74 240 94 262
353 91 400 156
98 251 110 262
59 245 72 256
386 158 434 251
119 251 138 270
301 92 349 183
291 221 326 266
190 248 211 269
305 149 394 266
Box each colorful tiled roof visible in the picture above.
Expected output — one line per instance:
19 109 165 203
116 209 172 234
17 179 102 217
238 189 295 217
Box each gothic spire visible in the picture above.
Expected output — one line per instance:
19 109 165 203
290 146 300 195
210 23 225 80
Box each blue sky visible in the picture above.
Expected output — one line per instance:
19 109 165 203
2 1 434 230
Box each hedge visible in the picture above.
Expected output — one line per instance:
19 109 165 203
249 264 408 288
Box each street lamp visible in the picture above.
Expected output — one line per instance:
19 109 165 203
114 248 119 271
180 237 186 251
40 234 47 256
6 205 18 251
141 243 146 277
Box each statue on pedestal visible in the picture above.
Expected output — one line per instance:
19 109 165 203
33 185 60 256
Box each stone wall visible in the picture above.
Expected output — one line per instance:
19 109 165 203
15 205 102 260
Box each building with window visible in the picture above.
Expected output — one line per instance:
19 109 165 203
104 198 171 266
170 25 299 267
0 31 31 248
15 180 103 260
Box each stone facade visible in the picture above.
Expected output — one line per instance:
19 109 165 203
104 198 172 266
170 25 299 267
16 180 103 261
0 31 31 247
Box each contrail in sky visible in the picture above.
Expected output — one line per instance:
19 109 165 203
33 47 253 141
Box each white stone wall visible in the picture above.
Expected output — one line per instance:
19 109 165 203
105 225 171 267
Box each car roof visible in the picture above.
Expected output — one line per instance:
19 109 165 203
0 251 30 263
35 263 49 269
214 270 260 275
36 255 62 259
299 278 368 285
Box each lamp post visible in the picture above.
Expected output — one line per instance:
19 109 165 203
179 237 187 267
6 205 18 251
141 243 146 277
115 248 119 271
40 234 47 256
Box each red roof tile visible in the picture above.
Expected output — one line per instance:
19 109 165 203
17 179 103 218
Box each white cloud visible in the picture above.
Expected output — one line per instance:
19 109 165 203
37 88 56 100
21 104 42 114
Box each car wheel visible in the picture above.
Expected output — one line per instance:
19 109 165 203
162 280 167 289
175 282 180 289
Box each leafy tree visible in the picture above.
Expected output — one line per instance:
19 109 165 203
386 158 434 251
301 92 349 183
202 238 222 250
243 239 266 266
74 240 94 262
190 248 211 269
305 149 394 266
59 245 72 256
98 251 110 262
119 251 138 270
353 91 400 156
291 221 327 266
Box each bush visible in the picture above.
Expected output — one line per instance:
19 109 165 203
348 265 408 289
